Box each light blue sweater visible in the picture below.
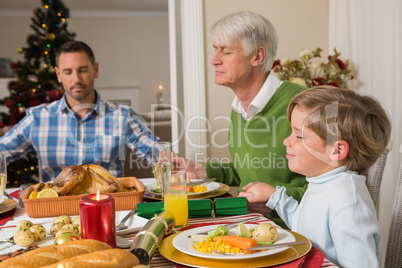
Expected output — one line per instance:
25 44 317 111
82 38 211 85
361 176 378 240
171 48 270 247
267 167 381 268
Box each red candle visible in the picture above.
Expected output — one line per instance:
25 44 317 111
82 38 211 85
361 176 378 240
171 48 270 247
80 191 116 248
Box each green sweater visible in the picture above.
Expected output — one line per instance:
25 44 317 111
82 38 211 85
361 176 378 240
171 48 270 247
205 81 307 227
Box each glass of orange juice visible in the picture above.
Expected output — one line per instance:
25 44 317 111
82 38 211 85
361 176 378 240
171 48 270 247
163 170 188 228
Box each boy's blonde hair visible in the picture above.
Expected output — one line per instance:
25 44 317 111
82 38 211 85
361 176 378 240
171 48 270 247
287 86 391 174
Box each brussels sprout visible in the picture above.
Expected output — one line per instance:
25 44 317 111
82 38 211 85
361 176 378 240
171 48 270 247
216 225 229 236
207 225 229 239
236 223 252 238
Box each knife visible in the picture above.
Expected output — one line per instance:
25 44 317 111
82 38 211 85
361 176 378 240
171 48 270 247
188 178 216 187
188 216 261 236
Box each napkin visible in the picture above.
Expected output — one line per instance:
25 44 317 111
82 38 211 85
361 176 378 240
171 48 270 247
10 190 20 199
0 208 16 225
213 197 247 216
137 199 213 220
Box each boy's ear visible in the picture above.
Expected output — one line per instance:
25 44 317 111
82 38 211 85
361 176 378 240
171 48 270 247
331 140 349 161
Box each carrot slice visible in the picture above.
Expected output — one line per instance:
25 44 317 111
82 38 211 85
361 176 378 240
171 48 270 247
213 235 258 251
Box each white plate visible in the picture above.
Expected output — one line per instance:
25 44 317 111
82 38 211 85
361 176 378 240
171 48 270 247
142 179 220 197
0 213 148 255
172 224 295 260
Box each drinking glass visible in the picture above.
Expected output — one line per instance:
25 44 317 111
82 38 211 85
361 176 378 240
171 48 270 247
164 170 188 228
151 141 172 195
0 153 7 204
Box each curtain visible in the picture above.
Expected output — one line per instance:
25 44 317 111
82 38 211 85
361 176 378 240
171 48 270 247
329 0 402 266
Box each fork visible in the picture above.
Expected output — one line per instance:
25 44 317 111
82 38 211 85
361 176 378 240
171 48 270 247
211 241 307 255
116 209 137 231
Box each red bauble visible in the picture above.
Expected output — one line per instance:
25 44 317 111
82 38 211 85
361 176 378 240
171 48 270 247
10 109 21 126
8 81 18 91
10 62 17 69
5 99 16 108
28 97 42 107
0 122 4 128
49 89 61 101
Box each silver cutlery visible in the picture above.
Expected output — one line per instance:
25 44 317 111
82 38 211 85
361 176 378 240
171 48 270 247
211 240 307 255
188 216 260 237
188 178 216 186
116 209 137 231
0 236 14 245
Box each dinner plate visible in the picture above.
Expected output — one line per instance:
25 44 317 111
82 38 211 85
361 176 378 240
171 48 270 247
142 179 221 197
0 212 148 255
172 224 295 260
0 221 55 255
0 198 18 215
159 230 312 268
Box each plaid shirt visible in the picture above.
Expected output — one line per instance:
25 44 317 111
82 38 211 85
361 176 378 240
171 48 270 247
0 92 159 182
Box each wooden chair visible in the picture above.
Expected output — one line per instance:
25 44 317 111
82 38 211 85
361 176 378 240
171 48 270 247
384 145 402 268
364 149 389 208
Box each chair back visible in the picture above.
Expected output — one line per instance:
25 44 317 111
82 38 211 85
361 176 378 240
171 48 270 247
384 145 402 268
364 149 389 208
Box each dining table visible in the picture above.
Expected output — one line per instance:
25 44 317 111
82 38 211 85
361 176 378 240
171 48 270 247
0 185 339 268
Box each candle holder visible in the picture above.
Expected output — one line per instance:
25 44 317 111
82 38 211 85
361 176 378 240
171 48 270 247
80 193 116 248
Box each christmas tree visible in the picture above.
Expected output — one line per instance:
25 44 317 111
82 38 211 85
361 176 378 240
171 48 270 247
0 0 75 127
1 0 75 187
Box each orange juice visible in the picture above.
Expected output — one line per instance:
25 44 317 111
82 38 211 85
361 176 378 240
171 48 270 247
164 192 188 227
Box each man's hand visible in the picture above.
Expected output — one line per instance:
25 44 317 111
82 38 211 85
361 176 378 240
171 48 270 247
172 157 207 180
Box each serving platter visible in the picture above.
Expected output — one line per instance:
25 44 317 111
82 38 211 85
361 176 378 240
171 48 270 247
19 177 145 218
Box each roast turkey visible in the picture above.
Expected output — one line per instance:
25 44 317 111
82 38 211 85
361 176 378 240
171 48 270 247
52 164 123 196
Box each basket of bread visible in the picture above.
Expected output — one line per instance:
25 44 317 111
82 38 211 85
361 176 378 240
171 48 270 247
20 164 145 218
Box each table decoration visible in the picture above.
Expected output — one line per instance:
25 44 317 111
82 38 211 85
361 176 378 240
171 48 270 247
80 191 116 248
130 210 174 266
214 197 247 216
137 199 213 220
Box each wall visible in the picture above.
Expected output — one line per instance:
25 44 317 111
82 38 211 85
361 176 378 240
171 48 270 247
0 12 170 113
203 0 329 159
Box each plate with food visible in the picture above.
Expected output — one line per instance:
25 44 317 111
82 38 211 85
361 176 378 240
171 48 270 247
142 179 221 197
172 223 295 260
0 215 81 256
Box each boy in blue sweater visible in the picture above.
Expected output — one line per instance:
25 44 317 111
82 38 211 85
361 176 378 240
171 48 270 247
239 86 391 267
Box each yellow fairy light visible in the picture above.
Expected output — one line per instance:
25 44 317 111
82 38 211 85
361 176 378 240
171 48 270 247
58 13 61 16
43 64 48 68
19 107 23 111
24 168 28 171
17 171 21 174
62 18 66 22
44 5 49 9
42 24 46 28
30 166 35 170
44 51 48 55
32 89 36 93
159 85 163 91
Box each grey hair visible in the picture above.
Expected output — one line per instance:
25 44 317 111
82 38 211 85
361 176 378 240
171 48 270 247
211 11 278 72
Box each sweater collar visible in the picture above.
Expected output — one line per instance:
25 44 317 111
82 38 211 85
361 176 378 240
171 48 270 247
306 166 351 184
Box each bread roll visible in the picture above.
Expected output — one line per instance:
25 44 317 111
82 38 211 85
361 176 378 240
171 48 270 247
0 239 111 268
41 248 139 268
